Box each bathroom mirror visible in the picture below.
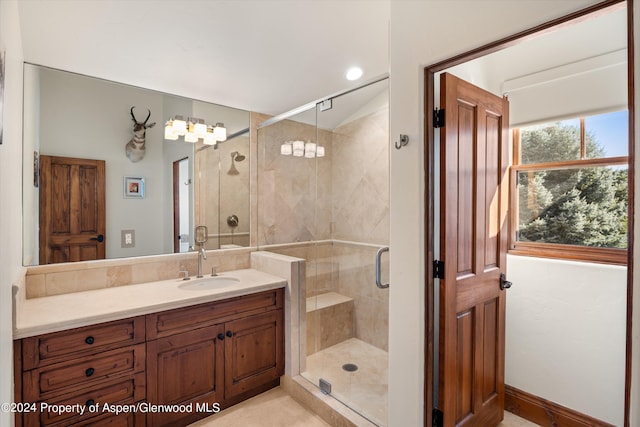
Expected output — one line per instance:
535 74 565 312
22 64 251 266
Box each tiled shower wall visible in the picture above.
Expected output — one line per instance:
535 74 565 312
257 105 389 351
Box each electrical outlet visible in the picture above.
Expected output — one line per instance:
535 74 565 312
121 229 135 248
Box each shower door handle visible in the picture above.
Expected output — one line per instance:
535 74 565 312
375 247 389 289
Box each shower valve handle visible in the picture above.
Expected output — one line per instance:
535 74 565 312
227 215 239 228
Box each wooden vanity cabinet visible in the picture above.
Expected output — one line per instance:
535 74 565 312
15 288 284 427
145 288 284 427
16 317 146 427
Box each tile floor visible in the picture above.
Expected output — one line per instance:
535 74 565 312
303 337 388 426
188 386 536 427
189 336 536 427
189 387 330 427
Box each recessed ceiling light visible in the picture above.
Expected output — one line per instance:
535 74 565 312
346 67 363 81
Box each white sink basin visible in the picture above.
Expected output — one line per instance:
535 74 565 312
178 276 240 290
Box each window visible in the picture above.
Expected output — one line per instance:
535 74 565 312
510 110 629 264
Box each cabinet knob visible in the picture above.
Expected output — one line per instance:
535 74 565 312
85 399 95 407
217 333 225 341
85 367 95 377
85 336 95 345
226 331 233 338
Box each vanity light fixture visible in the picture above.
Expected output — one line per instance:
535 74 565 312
164 116 227 146
280 140 325 158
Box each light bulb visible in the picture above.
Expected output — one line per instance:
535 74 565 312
305 141 316 156
292 140 304 157
172 116 187 136
213 123 227 141
281 143 292 155
164 121 179 140
194 119 207 138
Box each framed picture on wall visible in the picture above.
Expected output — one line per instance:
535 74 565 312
124 176 145 198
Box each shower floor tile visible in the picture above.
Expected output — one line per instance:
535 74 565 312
303 338 388 426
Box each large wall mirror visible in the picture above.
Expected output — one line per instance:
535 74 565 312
23 64 250 266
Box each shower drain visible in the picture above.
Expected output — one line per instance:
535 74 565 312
342 363 358 372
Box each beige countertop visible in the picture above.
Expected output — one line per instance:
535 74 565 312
14 268 287 339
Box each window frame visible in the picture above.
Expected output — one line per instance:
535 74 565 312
509 119 629 265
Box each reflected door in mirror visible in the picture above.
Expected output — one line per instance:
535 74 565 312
173 157 191 253
39 155 106 264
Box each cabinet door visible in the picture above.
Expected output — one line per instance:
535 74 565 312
224 309 284 399
146 325 224 427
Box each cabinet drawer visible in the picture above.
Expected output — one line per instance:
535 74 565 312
22 317 145 370
147 289 283 339
23 372 145 427
23 344 145 400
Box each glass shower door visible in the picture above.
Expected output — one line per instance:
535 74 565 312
255 78 389 426
304 79 390 426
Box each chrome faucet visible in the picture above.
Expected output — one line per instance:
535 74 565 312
197 246 207 278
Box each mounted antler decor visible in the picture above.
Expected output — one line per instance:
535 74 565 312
125 106 156 162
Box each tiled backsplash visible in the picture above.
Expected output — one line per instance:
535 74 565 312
24 248 253 299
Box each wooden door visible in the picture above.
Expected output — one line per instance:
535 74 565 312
39 155 106 264
438 72 510 427
224 310 284 399
146 325 225 427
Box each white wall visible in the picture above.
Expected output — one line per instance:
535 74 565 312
506 255 626 425
388 1 610 426
0 0 23 425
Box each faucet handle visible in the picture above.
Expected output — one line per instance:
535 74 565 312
179 270 190 281
211 266 217 277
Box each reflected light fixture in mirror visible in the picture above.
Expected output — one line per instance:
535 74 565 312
165 116 227 146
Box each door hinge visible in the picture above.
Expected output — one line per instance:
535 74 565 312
433 260 444 280
433 108 445 128
432 408 443 427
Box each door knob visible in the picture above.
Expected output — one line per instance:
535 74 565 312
500 273 512 290
90 234 104 243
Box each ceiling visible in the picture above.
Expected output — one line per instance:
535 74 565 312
16 0 390 117
16 1 626 121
